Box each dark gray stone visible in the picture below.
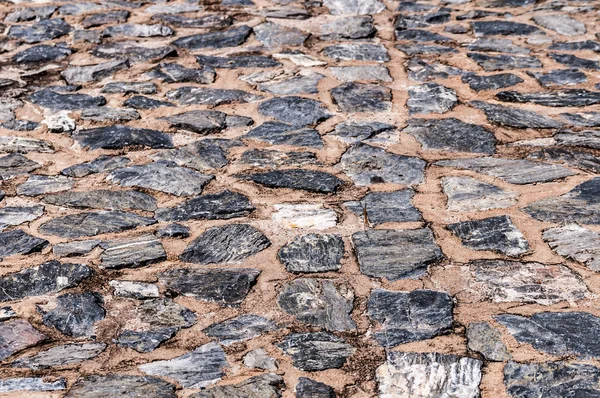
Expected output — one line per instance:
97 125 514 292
466 38 530 54
12 342 106 370
254 21 308 46
496 89 600 107
443 176 517 211
330 121 394 144
462 73 523 91
150 140 232 171
204 314 277 345
172 25 252 49
561 112 600 127
39 211 156 238
258 97 330 127
0 154 38 179
5 6 56 23
146 63 215 84
321 16 375 40
28 89 106 110
17 175 73 196
405 57 462 82
471 20 543 36
277 332 354 371
242 70 324 95
0 230 48 259
0 120 40 131
196 54 281 68
12 45 71 63
471 101 562 128
352 228 443 280
323 43 389 62
82 10 130 28
245 122 323 148
166 87 262 106
0 377 64 392
467 322 510 361
468 53 542 71
155 190 254 222
160 110 226 134
237 170 343 193
81 107 140 122
278 234 344 273
396 44 457 55
91 42 177 63
533 14 586 36
53 240 100 257
8 18 72 43
40 292 105 338
61 60 130 84
191 374 284 398
43 190 156 211
528 147 600 174
103 23 173 37
403 118 496 153
65 375 176 398
394 11 450 30
368 289 453 348
61 156 131 178
396 29 452 42
100 234 166 269
550 40 600 52
331 82 391 113
296 378 335 398
72 125 173 150
527 69 587 87
101 82 156 94
157 223 190 238
0 205 44 227
0 320 46 361
239 149 318 168
152 13 232 29
344 189 422 226
407 83 457 114
549 53 600 70
122 95 174 110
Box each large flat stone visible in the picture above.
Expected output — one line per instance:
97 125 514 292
100 234 166 269
237 170 343 193
12 342 106 370
43 190 156 211
244 122 323 148
39 211 156 238
403 118 496 153
407 83 457 114
203 314 277 345
0 229 48 259
65 375 176 398
40 292 105 338
72 125 173 150
258 97 331 127
543 224 600 271
155 190 254 222
278 234 344 273
471 101 562 129
190 374 284 398
496 89 600 107
0 320 46 360
344 189 422 226
443 176 517 211
172 25 251 49
277 332 354 371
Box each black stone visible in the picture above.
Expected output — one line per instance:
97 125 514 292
122 95 174 109
237 169 343 193
61 156 131 178
39 211 156 238
331 82 392 113
403 118 496 153
196 54 281 68
344 189 423 226
277 332 354 371
396 29 452 42
550 53 600 70
82 10 130 28
172 25 252 49
157 224 190 238
166 87 262 106
40 292 105 338
72 125 173 150
12 45 72 63
0 230 48 259
155 190 254 222
28 89 106 110
91 42 177 63
101 82 156 94
258 97 331 127
191 374 284 398
152 13 232 29
146 63 215 84
43 190 156 211
322 44 390 62
471 101 562 128
296 378 335 398
65 375 176 398
0 154 40 179
244 122 323 148
468 53 542 71
471 20 543 36
527 69 587 87
203 314 277 345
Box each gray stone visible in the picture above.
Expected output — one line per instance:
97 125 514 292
296 378 335 398
61 156 130 178
157 224 190 238
278 234 344 273
191 374 284 398
59 2 105 15
82 10 130 28
152 13 232 29
103 23 172 37
39 211 156 238
146 63 215 84
0 230 48 259
0 120 39 132
467 322 510 361
352 228 443 280
561 112 600 127
158 267 260 306
0 205 44 227
330 65 392 83
496 89 600 107
407 83 457 114
528 69 587 87
65 375 176 398
466 38 530 54
145 3 202 14
102 82 156 94
533 14 585 36
166 86 262 106
528 147 600 174
549 40 600 51
244 349 278 371
245 122 322 148
368 289 453 347
12 45 72 64
100 234 166 269
180 224 270 264
12 342 106 370
122 96 174 110
72 125 172 150
553 129 600 149
204 314 277 345
344 189 422 226
107 162 213 196
61 60 129 84
155 190 254 222
8 18 72 43
471 20 544 36
496 312 600 358
442 176 517 212
254 22 308 46
160 110 226 134
43 190 156 211
330 121 394 144
17 175 73 196
462 73 524 91
239 149 318 168
0 261 91 302
323 43 389 62
405 58 462 82
337 143 426 186
53 240 100 257
0 137 52 154
471 101 562 128
81 107 140 122
172 25 252 49
110 280 160 299
40 292 105 338
395 11 451 31
73 29 101 43
468 53 542 71
0 320 46 361
28 89 106 110
258 6 310 19
139 342 228 388
150 140 232 171
0 378 65 392
396 44 457 55
395 29 453 42
543 224 600 271
403 118 495 154
331 82 392 113
321 16 375 40
278 332 354 371
91 42 177 63
259 97 330 127
377 352 482 398
549 53 600 70
323 0 385 14
5 6 56 23
237 170 343 193
241 69 324 95
196 54 281 68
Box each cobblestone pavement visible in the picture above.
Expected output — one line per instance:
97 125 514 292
0 0 599 396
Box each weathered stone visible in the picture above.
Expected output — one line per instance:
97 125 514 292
273 52 326 67
337 143 426 186
528 69 587 87
61 60 129 84
12 342 106 370
0 320 46 360
323 0 385 14
191 374 284 398
443 176 517 212
152 13 232 29
5 6 56 23
405 57 462 82
468 53 542 71
471 20 544 36
259 97 330 127
331 82 391 113
0 378 65 392
278 332 354 371
139 342 228 388
242 69 324 95
28 89 106 110
352 228 443 280
61 156 130 178
497 89 600 107
467 38 530 54
321 16 375 40
102 82 156 94
39 211 156 239
150 140 234 171
496 312 600 358
396 29 452 42
467 322 510 361
239 149 317 168
448 215 529 256
278 234 344 273
65 375 176 398
238 169 343 193
204 314 277 345
396 44 457 55
12 44 72 64
156 224 190 239
0 205 44 227
0 230 48 259
272 204 337 229
462 73 523 91
122 95 174 110
40 292 105 338
542 224 600 271
73 29 101 43
323 43 389 62
146 63 215 84
166 86 262 106
110 280 160 299
155 190 254 222
0 137 52 154
0 120 39 132
533 14 585 36
58 3 105 15
82 10 130 28
43 190 156 212
8 18 72 43
561 112 600 127
196 54 281 69
17 175 73 196
91 42 177 63
173 25 252 49
145 3 202 14
377 352 482 398
103 23 172 38
330 65 392 83
395 11 451 31
80 107 140 122
53 240 99 257
254 22 307 46
549 53 600 70
403 118 496 153
245 122 322 148
368 289 453 347
296 378 335 398
72 125 173 150
407 83 457 115
160 110 226 134
244 349 278 371
100 234 166 269
471 101 562 128
549 40 600 51
0 155 38 179
528 147 600 174
344 189 422 226
158 267 260 306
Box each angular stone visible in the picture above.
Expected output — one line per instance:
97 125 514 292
237 170 343 193
244 348 277 371
91 42 177 63
0 320 46 361
552 129 600 149
329 121 393 144
72 125 172 150
191 374 284 398
155 190 254 222
395 11 451 31
204 314 277 345
533 14 585 36
241 69 324 95
434 157 575 184
0 137 52 154
504 361 600 398
323 43 389 62
404 118 495 153
196 54 281 69
0 261 91 302
561 112 600 127
443 176 517 212
542 224 600 271
147 63 215 85
377 352 482 398
272 204 337 229
152 13 232 29
122 95 174 110
549 40 600 51
278 332 354 371
150 139 234 171
0 230 48 259
0 205 44 227
549 53 600 70
368 289 453 347
173 25 252 49
166 87 262 106
81 107 140 122
471 20 544 36
321 16 375 40
466 38 530 54
462 73 523 91
245 122 322 148
58 3 105 15
156 224 190 239
279 279 355 331
468 53 542 71
53 240 99 257
102 82 156 94
8 18 72 43
12 45 72 64
405 57 462 82
82 10 130 28
344 189 422 226
43 190 156 212
528 147 600 174
100 234 166 270
528 69 587 87
110 280 159 299
239 149 317 168
139 342 227 388
61 60 129 84
65 375 176 398
396 44 457 55
407 83 457 114
278 234 344 273
323 0 385 14
296 378 335 398
103 23 172 38
395 29 452 42
17 175 73 196
497 312 600 358
330 65 392 83
180 224 270 264
158 268 260 306
12 342 106 370
331 82 391 113
0 378 65 392
61 156 130 178
28 89 106 110
39 211 156 239
337 143 426 186
352 228 443 280
73 29 101 43
258 96 330 127
145 3 202 14
160 110 226 134
0 120 39 132
471 101 562 128
273 52 326 67
496 89 600 107
40 292 105 338
5 6 56 23
254 22 307 46
467 322 510 361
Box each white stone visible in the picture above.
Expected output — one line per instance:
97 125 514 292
273 53 327 67
43 110 75 133
109 280 160 299
533 14 586 36
0 137 54 153
272 204 337 229
323 0 386 15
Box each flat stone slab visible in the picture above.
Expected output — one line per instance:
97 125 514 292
241 69 324 95
406 57 462 82
0 377 65 392
28 89 106 110
61 156 131 178
40 292 105 338
469 259 589 305
496 311 600 358
0 205 44 227
139 342 228 388
0 154 41 179
110 281 160 299
150 140 236 171
61 60 129 84
107 162 213 196
277 332 354 371
279 278 355 331
0 320 46 360
543 224 600 271
0 229 48 259
160 110 226 134
244 122 323 148
528 147 600 174
322 43 389 62
158 268 260 306
8 18 72 43
239 149 318 168
407 83 457 114
196 54 281 68
203 314 277 345
191 374 283 398
258 96 331 126
434 157 575 184
462 73 524 91
352 228 443 280
102 82 156 94
72 125 173 150
471 101 562 129
12 342 106 370
172 25 252 49
330 65 392 83
331 82 392 113
471 20 544 36
344 189 422 226
278 234 344 273
533 14 585 36
237 170 343 193
467 322 511 362
447 215 529 256
468 53 542 71
296 378 335 398
254 21 308 46
43 190 157 211
368 289 453 347
443 176 518 212
377 352 482 398
323 0 385 14
53 240 99 257
528 69 587 87
166 87 262 106
467 38 530 54
39 211 156 238
0 136 53 153
330 120 395 144
337 143 426 186
103 23 173 37
321 16 376 40
155 190 254 222
91 42 177 63
180 224 270 264
65 375 176 398
17 175 73 196
403 118 496 154
272 204 337 230
100 234 166 269
496 89 600 107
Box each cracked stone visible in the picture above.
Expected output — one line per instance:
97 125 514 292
244 348 278 371
91 42 177 63
173 25 252 49
239 149 317 168
65 375 176 398
323 43 389 62
467 322 511 361
278 234 344 273
12 342 106 370
166 86 262 106
146 63 215 84
237 169 343 193
468 53 542 71
150 140 233 171
204 314 277 345
407 83 457 114
61 60 129 84
471 101 562 128
497 89 600 107
100 234 166 269
344 189 422 226
191 374 284 398
443 176 517 211
406 57 462 82
278 332 354 371
296 378 335 398
330 120 394 144
155 190 254 222
0 229 48 259
40 292 105 338
39 211 156 238
72 125 173 150
259 97 330 127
